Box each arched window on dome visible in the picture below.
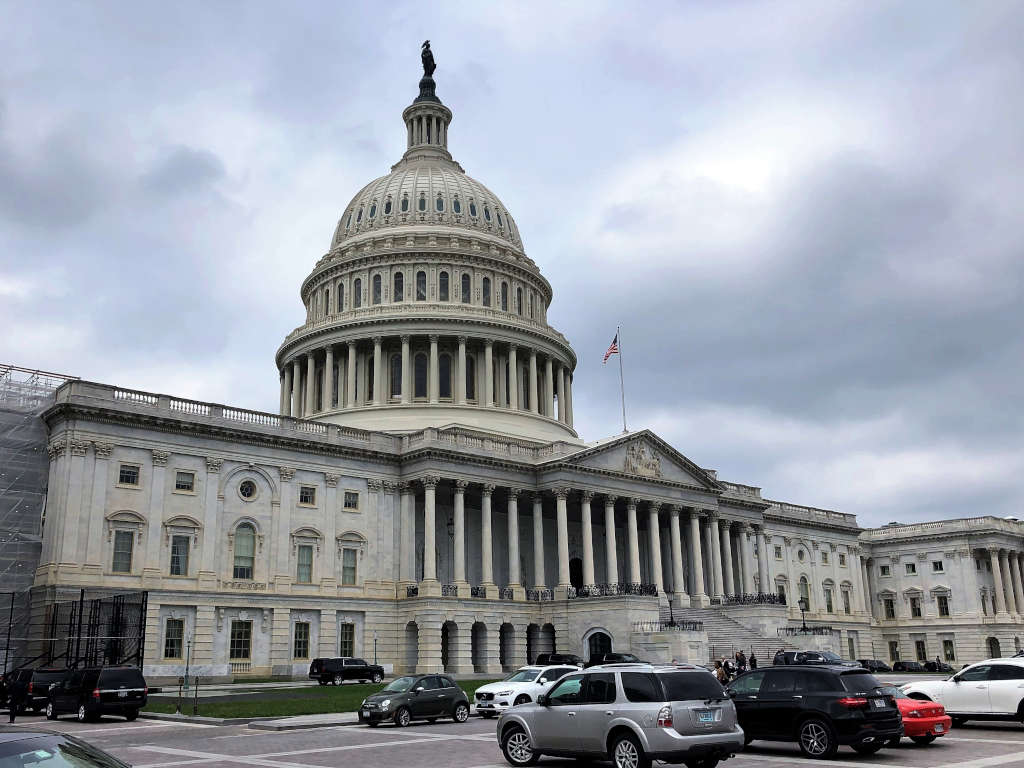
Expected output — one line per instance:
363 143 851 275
516 287 523 316
418 194 426 212
501 282 509 312
461 273 471 303
384 197 392 215
337 282 344 312
372 274 382 305
393 272 404 302
528 292 534 319
439 271 449 302
453 197 461 214
390 354 402 400
435 194 444 212
466 355 476 401
325 288 330 316
469 201 478 218
414 353 428 399
416 271 427 301
357 206 363 223
353 278 362 308
401 195 409 213
484 205 492 222
346 212 352 230
482 277 491 307
369 201 377 218
439 353 452 399
496 210 504 228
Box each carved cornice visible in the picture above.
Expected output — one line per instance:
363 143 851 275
279 466 296 482
367 479 384 492
324 473 340 488
151 450 170 467
92 441 113 459
69 439 90 457
552 487 569 500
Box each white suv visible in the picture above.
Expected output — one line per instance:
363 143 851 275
474 665 578 717
901 657 1024 724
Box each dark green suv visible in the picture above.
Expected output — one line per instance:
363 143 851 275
358 674 470 727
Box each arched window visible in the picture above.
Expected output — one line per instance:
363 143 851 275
372 274 382 305
369 201 377 218
337 282 344 312
356 206 363 223
345 212 352 229
482 277 491 307
233 524 255 580
325 288 330 315
414 353 428 399
367 356 374 402
353 278 362 308
384 198 392 215
439 354 452 399
461 273 471 303
401 195 409 212
393 272 404 302
439 271 449 301
466 355 476 400
469 201 478 218
501 282 509 311
453 197 461 214
799 576 810 609
390 355 402 399
528 292 534 318
435 195 444 212
418 194 426 212
516 287 523 315
496 210 504 228
484 205 491 222
416 271 427 301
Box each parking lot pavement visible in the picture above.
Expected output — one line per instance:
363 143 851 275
12 713 1024 768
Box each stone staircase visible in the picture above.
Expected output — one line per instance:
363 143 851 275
668 606 800 663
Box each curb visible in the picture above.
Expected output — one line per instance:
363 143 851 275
141 712 284 726
248 718 361 731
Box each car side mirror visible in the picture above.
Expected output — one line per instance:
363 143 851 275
952 675 961 683
537 694 549 706
414 686 424 694
539 678 548 685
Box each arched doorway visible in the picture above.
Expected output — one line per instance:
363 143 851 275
441 621 458 673
471 622 487 673
404 622 419 673
541 623 556 656
570 557 583 591
526 623 540 663
587 631 612 661
500 623 516 671
988 636 1002 658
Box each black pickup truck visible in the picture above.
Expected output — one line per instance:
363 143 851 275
309 657 385 685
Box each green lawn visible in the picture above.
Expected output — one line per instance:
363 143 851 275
145 679 500 719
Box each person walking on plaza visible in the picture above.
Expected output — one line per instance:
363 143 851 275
714 660 727 684
736 650 747 673
749 652 758 670
773 648 787 666
6 675 26 723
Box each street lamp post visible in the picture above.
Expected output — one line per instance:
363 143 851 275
798 598 809 632
373 630 378 666
183 634 193 690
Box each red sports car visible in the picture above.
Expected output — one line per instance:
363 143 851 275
883 685 952 745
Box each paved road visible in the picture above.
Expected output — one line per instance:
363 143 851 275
11 713 1024 768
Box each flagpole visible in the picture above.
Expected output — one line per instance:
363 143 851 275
617 325 628 433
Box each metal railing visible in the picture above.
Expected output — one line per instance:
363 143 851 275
441 584 458 597
568 583 658 599
500 587 514 601
406 586 419 598
470 586 487 598
779 625 835 636
723 593 786 606
633 620 704 633
526 588 554 602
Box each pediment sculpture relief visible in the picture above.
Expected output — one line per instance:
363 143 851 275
624 441 662 479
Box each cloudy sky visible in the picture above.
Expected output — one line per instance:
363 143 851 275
2 1 1022 526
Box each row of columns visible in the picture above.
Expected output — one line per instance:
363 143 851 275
988 547 1024 618
279 336 574 427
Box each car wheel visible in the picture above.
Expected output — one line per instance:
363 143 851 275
797 718 838 759
910 735 937 746
453 702 469 723
45 702 56 721
501 726 540 766
853 743 884 755
611 731 651 768
394 707 411 727
77 705 89 723
372 673 382 684
513 694 531 706
333 675 343 686
125 710 138 722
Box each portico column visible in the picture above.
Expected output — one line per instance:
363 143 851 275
346 343 357 408
991 547 1007 615
557 364 567 423
648 503 664 594
372 337 383 405
422 477 438 583
604 498 619 584
484 340 495 407
565 374 574 428
469 484 489 591
669 507 689 606
507 489 521 590
755 526 771 595
719 519 735 597
400 335 411 404
687 511 707 604
429 334 439 404
555 488 570 589
580 491 595 587
289 359 301 416
705 514 724 599
508 345 519 410
1010 553 1024 617
532 494 545 588
626 499 641 585
861 557 873 616
453 480 467 586
305 353 315 416
283 365 294 416
529 350 538 413
279 370 288 414
999 549 1016 615
544 357 554 416
740 524 756 594
324 345 334 410
399 483 415 584
457 336 467 404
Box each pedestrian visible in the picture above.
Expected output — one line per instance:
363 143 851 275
7 675 26 724
723 655 735 681
749 652 758 670
737 650 747 673
714 660 727 684
773 647 786 666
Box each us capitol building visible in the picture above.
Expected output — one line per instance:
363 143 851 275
28 50 1024 681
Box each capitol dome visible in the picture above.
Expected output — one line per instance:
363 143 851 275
275 56 578 443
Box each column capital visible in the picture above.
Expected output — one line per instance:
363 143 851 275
552 487 569 500
507 487 521 500
347 340 357 350
151 449 169 467
372 335 382 345
481 483 495 497
508 342 517 352
667 504 681 517
626 497 639 510
398 481 415 496
205 456 223 473
428 334 439 343
400 334 411 343
603 495 618 507
454 479 469 492
485 339 494 348
457 335 468 344
529 348 537 359
421 475 440 489
580 490 594 503
367 479 384 492
740 522 753 533
324 473 340 488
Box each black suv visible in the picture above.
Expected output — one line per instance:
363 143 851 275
46 666 147 722
6 668 67 713
892 661 925 673
794 651 859 667
533 653 583 667
727 665 902 758
309 657 385 685
857 659 892 673
585 652 642 667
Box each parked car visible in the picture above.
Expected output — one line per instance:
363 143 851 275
875 685 952 745
727 665 902 758
794 651 858 667
5 668 67 713
46 666 147 722
533 653 583 667
309 657 384 685
924 661 954 673
0 727 132 768
857 659 893 673
474 665 579 717
773 651 799 665
357 673 469 727
900 657 1024 725
496 663 744 767
892 661 925 673
584 652 642 667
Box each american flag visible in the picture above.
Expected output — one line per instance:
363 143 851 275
602 333 619 364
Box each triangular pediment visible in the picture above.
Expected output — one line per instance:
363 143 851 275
552 431 721 490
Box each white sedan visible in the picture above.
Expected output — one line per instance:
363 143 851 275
901 658 1024 724
472 665 578 717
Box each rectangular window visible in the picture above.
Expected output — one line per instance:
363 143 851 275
343 491 359 511
938 595 950 617
164 618 184 659
170 535 190 576
342 548 357 585
824 588 834 613
296 545 313 584
112 530 134 573
339 622 355 657
943 639 956 661
910 597 922 618
888 640 900 662
842 590 851 615
915 640 927 662
839 553 847 567
229 621 252 660
118 464 140 486
774 545 782 559
822 551 829 565
293 622 310 659
174 471 195 492
299 486 316 506
884 598 896 619
879 564 891 577
932 560 944 573
905 562 917 575
847 636 856 659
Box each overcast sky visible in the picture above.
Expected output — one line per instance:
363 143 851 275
2 1 1022 527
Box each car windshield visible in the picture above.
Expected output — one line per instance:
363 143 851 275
820 652 842 662
382 676 416 692
616 654 640 662
98 669 144 687
840 672 883 693
659 671 726 701
504 669 540 683
0 734 127 768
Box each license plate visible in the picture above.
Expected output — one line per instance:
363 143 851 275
118 691 127 698
871 698 885 708
361 709 369 717
934 724 944 733
698 711 715 723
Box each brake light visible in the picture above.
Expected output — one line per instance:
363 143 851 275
905 709 921 718
92 688 101 699
144 687 148 695
838 696 868 709
657 705 673 728
27 682 33 694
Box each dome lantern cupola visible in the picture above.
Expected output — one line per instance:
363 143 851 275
401 40 453 163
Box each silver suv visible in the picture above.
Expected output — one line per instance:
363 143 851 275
496 663 744 768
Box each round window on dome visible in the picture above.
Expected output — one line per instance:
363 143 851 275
469 201 477 217
436 195 444 212
369 202 377 218
384 198 393 215
401 196 409 213
453 198 461 214
484 206 491 222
